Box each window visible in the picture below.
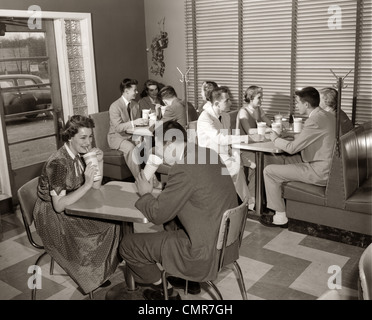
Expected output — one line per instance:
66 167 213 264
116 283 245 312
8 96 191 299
242 0 293 116
18 79 36 86
354 0 372 124
0 9 99 197
186 0 372 124
296 0 357 118
186 0 240 111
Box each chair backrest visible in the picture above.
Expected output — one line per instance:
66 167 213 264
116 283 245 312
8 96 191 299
17 177 42 249
359 243 372 300
340 130 359 199
90 111 110 151
227 109 238 131
186 101 199 123
216 198 248 269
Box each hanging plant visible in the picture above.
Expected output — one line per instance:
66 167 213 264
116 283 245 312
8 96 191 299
150 17 168 77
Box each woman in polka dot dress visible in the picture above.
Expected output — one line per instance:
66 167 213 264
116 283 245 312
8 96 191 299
33 115 121 295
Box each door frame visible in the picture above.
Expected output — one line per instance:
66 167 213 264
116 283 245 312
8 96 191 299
0 9 99 200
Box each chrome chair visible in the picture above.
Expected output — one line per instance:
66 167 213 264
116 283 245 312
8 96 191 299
18 177 94 300
162 198 249 300
90 111 132 181
359 243 372 300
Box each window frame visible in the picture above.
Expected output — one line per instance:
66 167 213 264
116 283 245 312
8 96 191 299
0 9 99 196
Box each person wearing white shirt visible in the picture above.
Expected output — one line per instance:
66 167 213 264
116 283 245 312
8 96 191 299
108 78 146 178
197 86 254 208
197 81 218 114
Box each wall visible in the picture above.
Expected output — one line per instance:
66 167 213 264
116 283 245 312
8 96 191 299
144 0 186 99
0 0 148 111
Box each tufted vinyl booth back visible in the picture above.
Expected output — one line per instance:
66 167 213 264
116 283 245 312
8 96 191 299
341 130 360 199
90 111 132 181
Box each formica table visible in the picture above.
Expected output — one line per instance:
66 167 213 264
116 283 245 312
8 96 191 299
126 125 153 136
65 181 160 299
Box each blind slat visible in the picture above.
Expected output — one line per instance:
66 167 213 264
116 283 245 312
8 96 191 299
186 0 371 122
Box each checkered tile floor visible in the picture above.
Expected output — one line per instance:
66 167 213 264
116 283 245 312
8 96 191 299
0 207 364 300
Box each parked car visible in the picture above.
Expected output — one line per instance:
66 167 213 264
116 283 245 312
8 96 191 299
0 74 51 118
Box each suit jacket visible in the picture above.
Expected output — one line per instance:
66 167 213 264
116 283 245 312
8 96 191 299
161 98 198 127
135 146 238 281
108 97 142 150
274 107 336 176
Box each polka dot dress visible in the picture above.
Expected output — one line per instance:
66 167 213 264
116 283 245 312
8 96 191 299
33 145 120 294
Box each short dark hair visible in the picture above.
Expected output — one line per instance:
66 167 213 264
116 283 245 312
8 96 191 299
140 79 162 98
155 120 187 143
120 78 138 94
202 81 218 101
159 86 177 99
295 87 320 107
61 115 95 142
210 86 230 104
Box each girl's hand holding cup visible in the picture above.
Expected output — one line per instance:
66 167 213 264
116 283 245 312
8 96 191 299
89 147 103 162
84 164 96 188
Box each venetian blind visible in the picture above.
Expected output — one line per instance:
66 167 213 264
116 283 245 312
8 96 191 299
355 0 372 125
185 0 239 111
296 0 357 118
185 0 196 108
186 0 371 123
242 0 293 117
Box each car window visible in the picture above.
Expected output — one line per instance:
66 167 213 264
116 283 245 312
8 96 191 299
17 79 37 86
0 80 15 88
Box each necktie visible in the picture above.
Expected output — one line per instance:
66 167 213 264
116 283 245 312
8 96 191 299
218 116 222 122
127 102 132 120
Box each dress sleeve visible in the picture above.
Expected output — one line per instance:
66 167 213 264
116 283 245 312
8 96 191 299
45 158 68 196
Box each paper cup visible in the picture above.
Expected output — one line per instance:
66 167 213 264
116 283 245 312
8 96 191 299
142 109 150 119
272 122 282 135
149 113 157 126
143 154 163 181
82 151 102 181
274 114 282 122
161 106 167 117
257 122 266 135
294 118 303 133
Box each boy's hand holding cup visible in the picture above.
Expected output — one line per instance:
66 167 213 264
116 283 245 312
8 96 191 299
143 154 163 181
